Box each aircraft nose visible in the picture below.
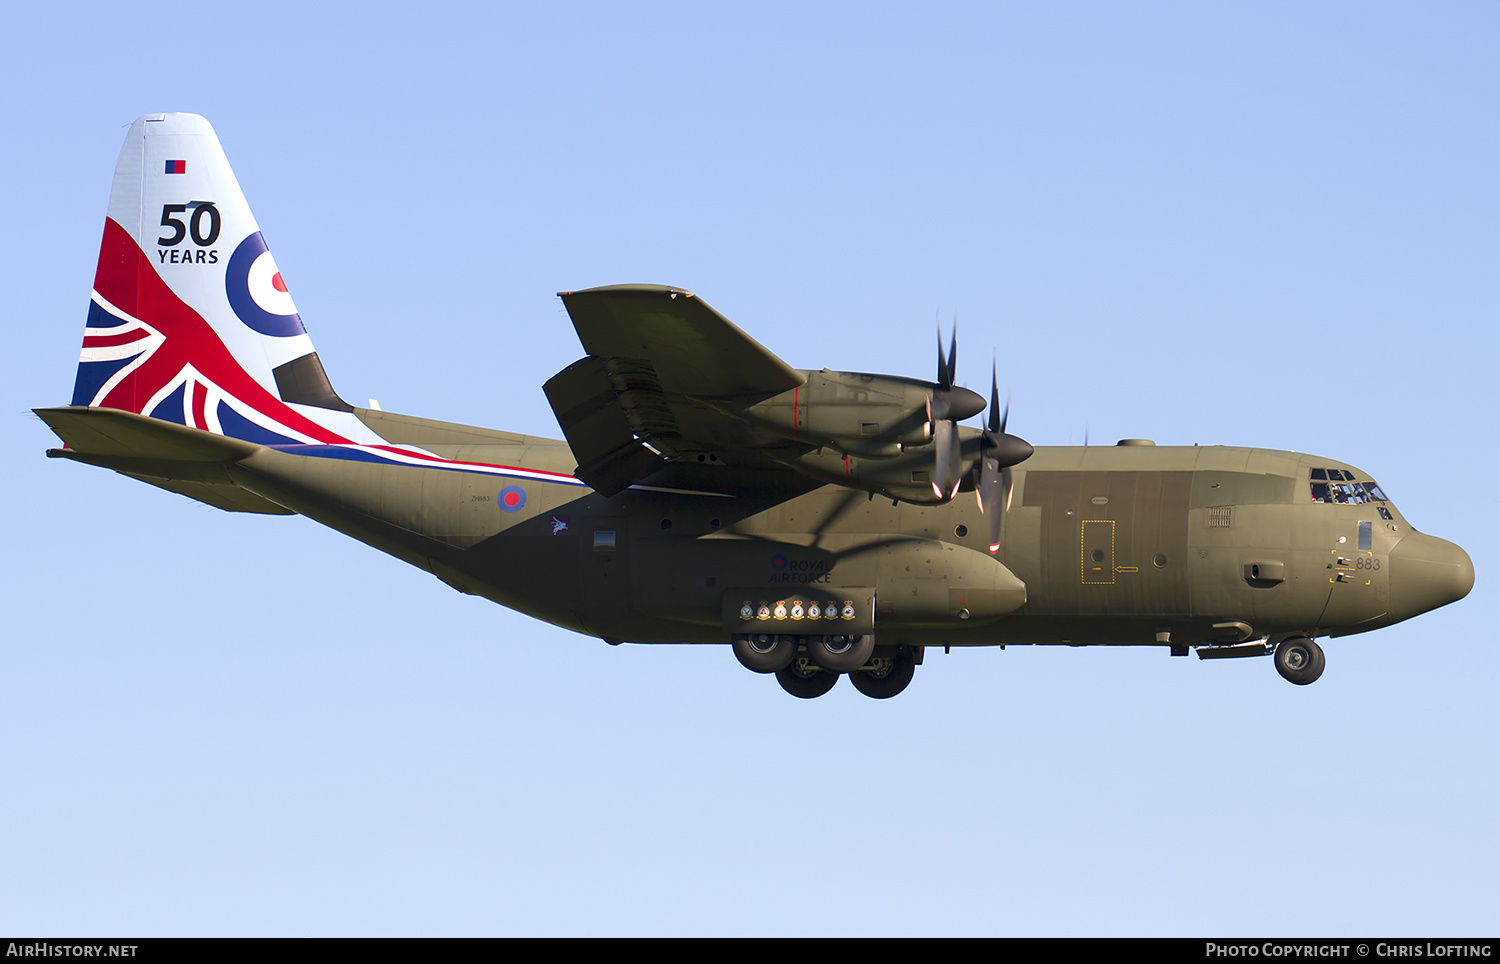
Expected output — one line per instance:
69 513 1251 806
1387 531 1474 624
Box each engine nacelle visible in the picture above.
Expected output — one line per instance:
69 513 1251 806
741 369 978 457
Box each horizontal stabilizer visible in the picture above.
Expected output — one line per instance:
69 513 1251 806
37 406 261 462
36 406 290 514
559 285 805 397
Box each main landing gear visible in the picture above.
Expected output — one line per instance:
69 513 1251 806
777 644 916 700
732 635 918 699
775 656 839 699
731 633 797 674
847 647 917 699
726 638 912 698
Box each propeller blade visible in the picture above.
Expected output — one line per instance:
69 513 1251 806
987 363 1001 434
975 365 1032 551
935 321 957 392
926 321 979 501
988 465 1013 553
977 448 999 513
945 325 957 391
978 363 1003 512
935 324 947 391
932 417 962 500
927 322 983 425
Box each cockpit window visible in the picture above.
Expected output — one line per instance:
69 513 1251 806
1309 469 1389 505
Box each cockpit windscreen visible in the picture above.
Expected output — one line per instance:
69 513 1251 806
1309 468 1392 517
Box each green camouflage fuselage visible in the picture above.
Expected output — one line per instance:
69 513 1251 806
221 410 1446 652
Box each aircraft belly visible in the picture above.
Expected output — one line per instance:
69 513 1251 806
228 451 456 576
229 449 599 634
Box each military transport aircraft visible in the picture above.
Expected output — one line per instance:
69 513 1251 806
37 114 1474 699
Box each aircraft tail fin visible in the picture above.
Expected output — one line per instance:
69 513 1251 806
71 113 371 447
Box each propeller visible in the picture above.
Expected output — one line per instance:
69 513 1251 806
975 362 1033 553
927 324 984 501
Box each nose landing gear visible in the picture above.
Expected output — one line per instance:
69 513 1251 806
1274 636 1326 685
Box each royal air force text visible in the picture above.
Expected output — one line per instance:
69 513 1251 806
771 560 834 584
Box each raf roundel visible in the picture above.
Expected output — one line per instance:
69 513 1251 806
225 232 308 338
498 485 527 512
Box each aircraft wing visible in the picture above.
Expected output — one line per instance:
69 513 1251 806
547 285 985 506
558 285 805 398
548 285 810 494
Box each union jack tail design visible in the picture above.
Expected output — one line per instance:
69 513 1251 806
71 113 376 447
58 114 591 494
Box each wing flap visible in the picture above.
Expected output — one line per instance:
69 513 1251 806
542 356 665 496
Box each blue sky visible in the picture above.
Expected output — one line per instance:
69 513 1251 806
3 2 1495 936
